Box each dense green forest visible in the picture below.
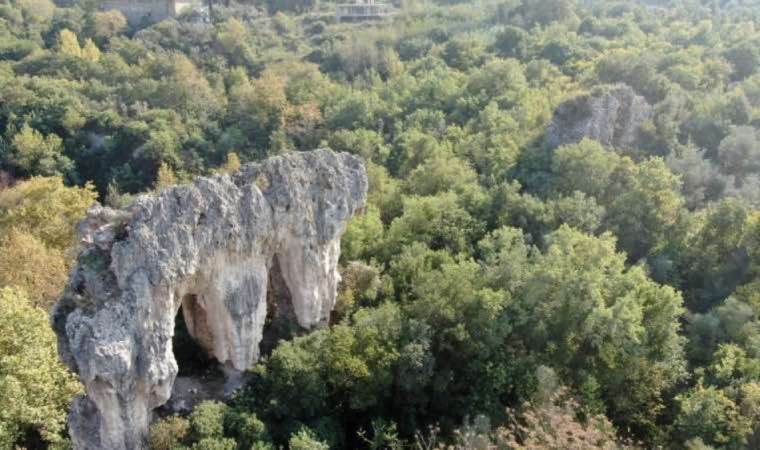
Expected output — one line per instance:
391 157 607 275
1 0 760 448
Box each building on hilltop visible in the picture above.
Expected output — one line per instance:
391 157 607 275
100 0 203 25
335 0 394 21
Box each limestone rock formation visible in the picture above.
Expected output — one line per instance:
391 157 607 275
545 84 653 150
52 149 367 450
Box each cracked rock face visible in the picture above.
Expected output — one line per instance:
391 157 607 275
546 84 653 150
52 149 367 450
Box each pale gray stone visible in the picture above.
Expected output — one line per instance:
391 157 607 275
546 84 653 150
52 149 367 449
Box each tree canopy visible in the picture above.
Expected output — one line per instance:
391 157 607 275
2 0 760 448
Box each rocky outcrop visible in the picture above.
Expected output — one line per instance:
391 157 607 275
545 84 653 150
52 149 367 450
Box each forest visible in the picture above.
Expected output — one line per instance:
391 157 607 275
1 0 760 448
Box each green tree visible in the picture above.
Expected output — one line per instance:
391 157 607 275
457 103 522 182
492 26 528 59
190 401 229 440
504 226 686 439
223 409 270 448
718 126 760 185
0 229 68 310
391 130 453 177
215 18 254 67
153 53 222 119
404 155 481 199
466 58 527 106
328 129 391 165
0 288 82 448
401 251 511 421
478 226 534 292
547 191 605 234
191 437 236 450
289 428 329 450
93 10 127 42
679 199 756 311
58 28 82 58
0 176 97 251
155 162 178 190
676 385 752 448
81 38 100 62
341 205 384 262
149 416 190 450
725 42 760 81
550 139 622 201
16 0 55 23
518 0 576 27
686 298 760 367
10 124 73 177
443 36 486 71
551 139 684 260
605 157 684 260
384 192 483 258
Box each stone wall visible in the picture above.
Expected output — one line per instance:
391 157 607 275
101 0 201 25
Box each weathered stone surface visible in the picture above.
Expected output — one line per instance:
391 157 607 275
545 84 653 150
52 149 367 450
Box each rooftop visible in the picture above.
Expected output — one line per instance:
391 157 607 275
335 1 394 20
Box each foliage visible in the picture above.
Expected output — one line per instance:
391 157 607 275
0 228 67 309
501 226 686 439
0 288 81 448
149 416 190 450
288 428 330 450
155 162 178 190
0 0 759 448
718 126 760 185
93 11 127 42
0 176 96 251
384 192 483 257
190 401 229 439
9 124 72 177
676 384 752 448
217 152 241 174
492 389 634 450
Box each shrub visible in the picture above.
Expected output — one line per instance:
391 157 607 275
149 416 190 450
191 437 236 450
288 427 330 450
190 401 229 439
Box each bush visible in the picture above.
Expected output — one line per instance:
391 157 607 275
493 391 633 449
149 416 190 450
190 401 229 439
443 36 486 70
0 288 81 448
288 428 330 450
191 437 236 450
224 409 270 447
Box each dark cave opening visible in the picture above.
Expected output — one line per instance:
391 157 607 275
260 256 303 357
161 264 304 417
159 298 226 417
173 297 219 378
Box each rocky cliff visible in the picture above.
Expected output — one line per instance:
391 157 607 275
545 84 653 150
52 149 368 450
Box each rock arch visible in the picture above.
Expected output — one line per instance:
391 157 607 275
52 150 367 449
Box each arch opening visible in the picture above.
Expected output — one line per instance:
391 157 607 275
161 295 226 416
260 255 302 357
173 295 219 377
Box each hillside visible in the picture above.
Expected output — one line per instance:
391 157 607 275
1 0 760 448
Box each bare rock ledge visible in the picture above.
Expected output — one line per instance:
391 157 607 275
52 149 368 449
545 83 653 150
